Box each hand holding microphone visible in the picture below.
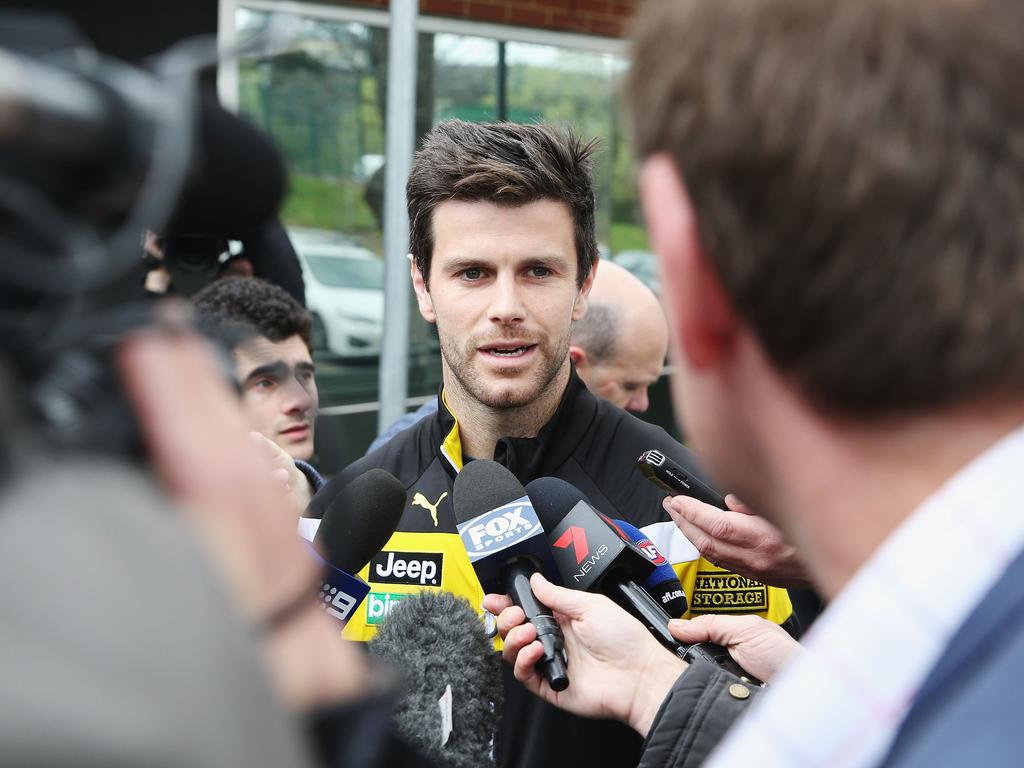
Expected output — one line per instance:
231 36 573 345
483 574 686 737
452 460 569 691
526 477 762 685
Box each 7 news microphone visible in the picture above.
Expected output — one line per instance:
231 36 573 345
527 477 760 684
452 460 570 691
310 468 406 624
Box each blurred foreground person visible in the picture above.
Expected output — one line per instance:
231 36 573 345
492 0 1024 765
0 16 431 765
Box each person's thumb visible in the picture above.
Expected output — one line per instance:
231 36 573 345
529 572 595 619
668 614 732 645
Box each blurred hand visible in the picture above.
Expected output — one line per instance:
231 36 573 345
483 573 687 736
249 431 313 515
117 321 367 710
669 614 803 683
664 494 811 588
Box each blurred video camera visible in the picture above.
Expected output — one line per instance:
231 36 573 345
0 12 285 456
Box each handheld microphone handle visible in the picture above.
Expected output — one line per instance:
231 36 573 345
613 578 764 685
611 578 681 650
674 642 764 687
503 559 570 692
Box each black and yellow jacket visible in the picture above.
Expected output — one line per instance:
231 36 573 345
308 369 792 768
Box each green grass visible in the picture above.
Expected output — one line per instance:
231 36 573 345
281 174 380 243
610 221 650 254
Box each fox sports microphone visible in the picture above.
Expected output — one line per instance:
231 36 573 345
527 477 761 684
311 468 406 624
369 591 502 768
452 460 569 692
612 518 688 618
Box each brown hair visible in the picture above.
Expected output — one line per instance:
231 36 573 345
192 277 312 352
629 0 1024 416
407 120 600 288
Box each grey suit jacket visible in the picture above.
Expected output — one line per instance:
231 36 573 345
883 545 1024 766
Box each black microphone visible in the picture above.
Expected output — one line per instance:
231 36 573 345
311 469 406 624
612 518 689 618
527 477 762 685
452 460 569 692
369 590 503 768
314 468 406 574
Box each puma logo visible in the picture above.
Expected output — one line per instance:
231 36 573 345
411 491 448 527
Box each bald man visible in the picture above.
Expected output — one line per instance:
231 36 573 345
569 261 668 414
368 261 669 453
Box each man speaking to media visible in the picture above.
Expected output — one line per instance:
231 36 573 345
308 120 794 768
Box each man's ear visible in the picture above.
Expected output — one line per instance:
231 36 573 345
639 155 736 370
572 256 598 322
569 345 588 371
410 255 436 324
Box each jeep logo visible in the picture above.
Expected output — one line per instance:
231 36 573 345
370 551 442 586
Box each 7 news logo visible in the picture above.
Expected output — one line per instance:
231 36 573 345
553 525 610 582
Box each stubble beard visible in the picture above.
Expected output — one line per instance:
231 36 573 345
439 327 571 410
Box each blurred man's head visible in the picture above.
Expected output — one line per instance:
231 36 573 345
569 262 667 413
407 120 600 413
629 0 1024 516
192 278 318 461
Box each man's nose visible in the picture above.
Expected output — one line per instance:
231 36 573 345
627 388 650 414
488 272 527 326
282 379 314 413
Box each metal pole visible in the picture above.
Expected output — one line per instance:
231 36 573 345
497 40 507 121
377 0 419 433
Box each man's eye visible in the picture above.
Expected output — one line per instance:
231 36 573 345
528 266 552 278
254 378 275 390
462 268 484 281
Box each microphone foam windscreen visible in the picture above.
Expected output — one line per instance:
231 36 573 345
524 476 590 532
369 591 502 768
315 468 406 574
452 460 527 525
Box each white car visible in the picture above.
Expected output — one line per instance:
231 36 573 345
288 228 384 358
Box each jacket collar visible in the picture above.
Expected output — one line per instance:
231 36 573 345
432 366 598 485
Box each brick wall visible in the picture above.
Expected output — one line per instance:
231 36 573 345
341 0 641 39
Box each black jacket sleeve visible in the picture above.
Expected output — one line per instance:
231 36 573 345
638 659 762 768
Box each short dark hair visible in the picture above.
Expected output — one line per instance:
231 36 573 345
630 0 1024 417
192 277 312 351
407 120 600 288
571 303 619 365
